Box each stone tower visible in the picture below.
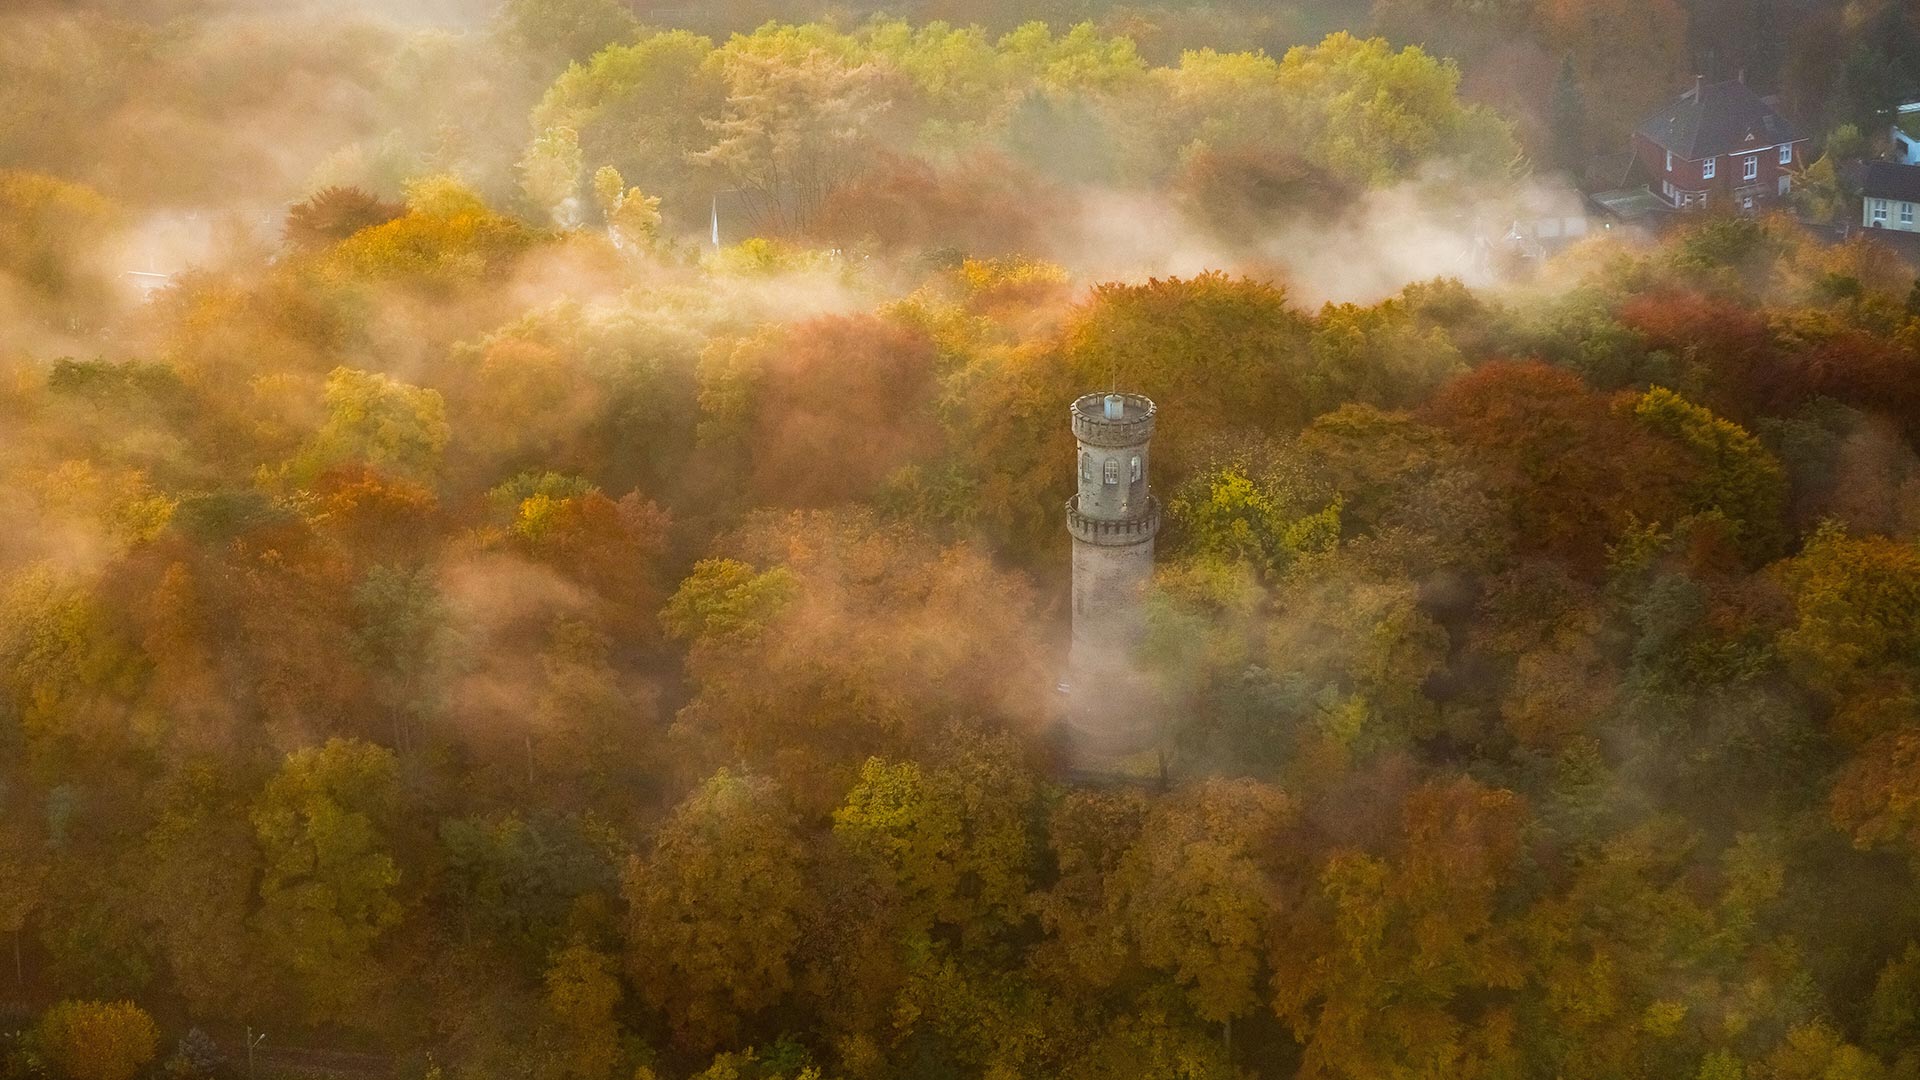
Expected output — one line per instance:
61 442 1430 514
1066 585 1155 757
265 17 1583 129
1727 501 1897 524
1065 391 1161 761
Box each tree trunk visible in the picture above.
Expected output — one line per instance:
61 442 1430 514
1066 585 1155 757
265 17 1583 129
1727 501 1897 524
12 927 21 988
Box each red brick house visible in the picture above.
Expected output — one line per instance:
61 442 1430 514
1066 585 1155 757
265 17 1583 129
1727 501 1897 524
1634 76 1809 213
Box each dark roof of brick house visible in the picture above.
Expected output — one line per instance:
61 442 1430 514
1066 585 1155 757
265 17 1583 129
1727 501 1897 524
1637 78 1802 160
1861 161 1920 203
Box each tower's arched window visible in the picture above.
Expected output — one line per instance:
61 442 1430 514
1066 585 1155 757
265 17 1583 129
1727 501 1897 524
1080 451 1092 481
1103 458 1120 485
1130 455 1141 482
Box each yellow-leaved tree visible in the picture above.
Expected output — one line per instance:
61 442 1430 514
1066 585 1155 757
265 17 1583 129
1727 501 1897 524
33 1000 158 1080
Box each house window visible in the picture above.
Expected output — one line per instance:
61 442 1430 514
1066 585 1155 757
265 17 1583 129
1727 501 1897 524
1873 199 1890 223
1129 456 1141 482
1905 203 1916 227
1703 157 1716 180
1779 144 1793 165
1778 175 1791 196
1744 156 1759 180
1079 452 1091 482
1742 195 1755 212
1103 458 1119 485
1665 150 1674 172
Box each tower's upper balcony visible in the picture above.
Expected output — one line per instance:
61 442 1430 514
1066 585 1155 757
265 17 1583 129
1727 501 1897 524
1071 393 1155 448
1067 494 1161 546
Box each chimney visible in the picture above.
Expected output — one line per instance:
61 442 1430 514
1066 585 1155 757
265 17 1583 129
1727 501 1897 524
1104 394 1124 420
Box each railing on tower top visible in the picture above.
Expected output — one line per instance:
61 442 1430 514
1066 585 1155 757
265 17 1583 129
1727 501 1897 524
1071 393 1155 447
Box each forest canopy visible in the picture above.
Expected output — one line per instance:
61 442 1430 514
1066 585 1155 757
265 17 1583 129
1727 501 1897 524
5 1 1920 1080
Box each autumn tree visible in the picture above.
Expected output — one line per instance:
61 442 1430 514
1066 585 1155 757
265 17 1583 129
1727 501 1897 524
1030 789 1151 993
592 166 661 251
1120 778 1293 1042
531 31 724 226
1294 404 1507 575
538 943 625 1080
520 126 585 226
623 770 810 1049
1516 827 1807 1080
1614 289 1776 418
251 738 404 1023
696 34 903 233
309 468 439 566
284 186 404 251
0 170 118 324
292 368 450 484
490 477 671 640
1272 779 1528 1079
1060 273 1314 473
33 1000 159 1080
1426 360 1690 571
1272 33 1521 189
809 152 1063 256
1632 386 1787 559
1775 524 1920 744
327 176 541 291
439 811 619 973
1166 464 1339 578
832 729 1041 946
137 765 268 1019
1308 297 1466 413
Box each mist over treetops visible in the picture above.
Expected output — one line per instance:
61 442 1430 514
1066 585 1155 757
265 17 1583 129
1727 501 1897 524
4 1 1920 1079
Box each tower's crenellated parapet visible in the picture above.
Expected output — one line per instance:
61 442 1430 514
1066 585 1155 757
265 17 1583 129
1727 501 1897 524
1065 392 1160 766
1070 392 1156 446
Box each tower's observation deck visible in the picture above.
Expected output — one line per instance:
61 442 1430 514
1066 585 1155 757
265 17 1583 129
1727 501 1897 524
1070 392 1155 448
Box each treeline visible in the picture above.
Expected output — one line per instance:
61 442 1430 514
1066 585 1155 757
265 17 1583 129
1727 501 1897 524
1 3 1528 282
467 15 1529 249
9 0 1916 259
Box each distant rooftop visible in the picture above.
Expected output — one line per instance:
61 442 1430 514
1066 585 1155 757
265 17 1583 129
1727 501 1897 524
1862 161 1920 203
1589 187 1674 221
1638 78 1800 160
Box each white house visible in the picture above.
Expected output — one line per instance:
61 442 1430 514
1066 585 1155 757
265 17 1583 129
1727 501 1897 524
1862 161 1920 233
